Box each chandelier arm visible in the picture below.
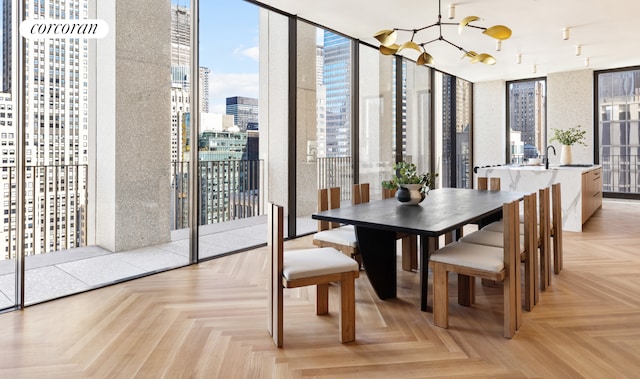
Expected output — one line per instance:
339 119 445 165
463 24 487 31
414 23 440 33
420 38 441 47
441 38 469 54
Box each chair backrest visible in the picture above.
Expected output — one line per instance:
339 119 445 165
318 187 341 231
478 177 488 190
551 183 562 233
502 198 522 336
539 186 551 246
352 183 370 205
477 177 500 191
267 203 284 346
382 187 397 199
490 177 501 191
522 192 537 254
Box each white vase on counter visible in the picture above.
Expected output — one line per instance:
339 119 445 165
560 144 573 165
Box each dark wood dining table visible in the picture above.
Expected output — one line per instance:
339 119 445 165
311 187 525 311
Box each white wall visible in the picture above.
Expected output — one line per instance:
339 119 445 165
473 80 507 166
474 69 595 169
547 69 594 165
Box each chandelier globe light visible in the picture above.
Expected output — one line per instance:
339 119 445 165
373 0 512 66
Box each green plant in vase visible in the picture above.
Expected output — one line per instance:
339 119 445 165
549 125 587 165
382 162 438 205
549 125 587 146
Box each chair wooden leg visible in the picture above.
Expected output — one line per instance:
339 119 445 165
515 252 522 331
457 274 475 306
503 270 517 339
524 252 535 312
317 283 329 315
433 263 449 328
339 275 356 343
553 229 563 274
540 237 551 290
270 283 284 347
401 235 418 271
533 243 540 305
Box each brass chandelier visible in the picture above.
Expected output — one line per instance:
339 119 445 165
373 0 512 66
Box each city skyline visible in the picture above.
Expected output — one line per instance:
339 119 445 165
196 0 259 115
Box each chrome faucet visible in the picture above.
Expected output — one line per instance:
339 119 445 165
545 145 556 169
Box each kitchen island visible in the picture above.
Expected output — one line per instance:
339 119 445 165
476 164 602 232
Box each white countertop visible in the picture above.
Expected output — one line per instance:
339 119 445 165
480 164 600 173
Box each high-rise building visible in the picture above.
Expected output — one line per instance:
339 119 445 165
2 0 12 92
171 4 190 66
199 67 210 113
509 81 546 160
322 31 351 157
170 5 210 162
1 0 89 258
225 96 258 131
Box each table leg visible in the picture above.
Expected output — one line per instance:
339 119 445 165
420 235 438 312
354 226 397 300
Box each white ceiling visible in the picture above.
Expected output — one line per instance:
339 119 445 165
255 0 640 83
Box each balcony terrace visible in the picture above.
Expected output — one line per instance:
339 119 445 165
0 215 317 308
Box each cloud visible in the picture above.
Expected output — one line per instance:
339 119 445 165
241 46 259 61
233 45 259 62
209 72 259 114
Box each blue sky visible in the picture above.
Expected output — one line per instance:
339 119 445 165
195 0 260 114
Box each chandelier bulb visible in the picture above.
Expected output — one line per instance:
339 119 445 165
496 40 502 51
562 27 570 40
585 57 590 67
575 44 581 56
516 53 522 64
532 64 537 74
448 4 456 19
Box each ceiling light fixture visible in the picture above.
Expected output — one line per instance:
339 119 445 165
585 57 590 67
562 27 570 40
575 44 581 56
448 4 455 19
373 0 512 66
533 64 537 74
516 53 522 64
496 40 502 51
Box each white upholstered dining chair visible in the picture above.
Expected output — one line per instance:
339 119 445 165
313 185 369 268
268 203 359 347
459 192 539 311
430 199 522 338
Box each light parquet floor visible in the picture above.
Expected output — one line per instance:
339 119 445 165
1 200 639 378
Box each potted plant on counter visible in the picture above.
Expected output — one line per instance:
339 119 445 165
382 161 438 205
549 125 587 165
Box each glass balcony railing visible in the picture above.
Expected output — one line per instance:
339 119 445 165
1 165 88 260
601 154 640 193
171 159 265 229
317 156 352 201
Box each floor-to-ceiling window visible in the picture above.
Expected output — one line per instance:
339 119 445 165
507 79 547 165
0 0 478 312
197 1 274 256
294 23 353 235
402 59 432 182
434 72 471 188
596 67 640 197
0 0 194 310
357 46 395 200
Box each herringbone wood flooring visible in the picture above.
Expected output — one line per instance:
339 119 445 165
1 200 639 378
